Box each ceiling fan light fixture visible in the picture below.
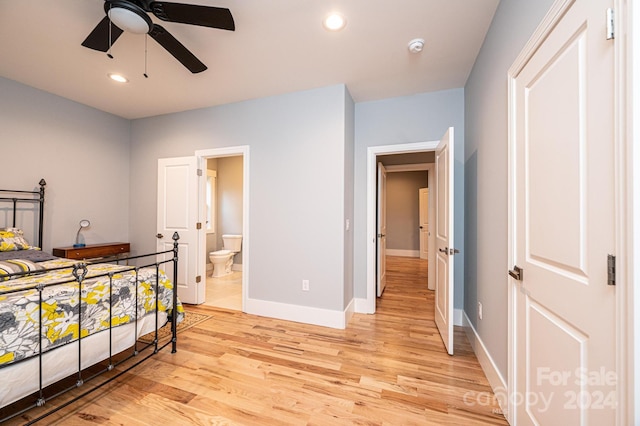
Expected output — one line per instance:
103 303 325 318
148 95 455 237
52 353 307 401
108 73 129 83
106 2 152 34
323 13 346 31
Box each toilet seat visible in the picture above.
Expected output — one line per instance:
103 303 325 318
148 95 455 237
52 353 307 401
210 249 231 256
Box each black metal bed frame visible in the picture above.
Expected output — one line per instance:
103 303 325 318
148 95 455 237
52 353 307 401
0 180 180 424
0 178 46 249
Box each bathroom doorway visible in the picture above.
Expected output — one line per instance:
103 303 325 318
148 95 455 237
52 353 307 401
196 146 249 312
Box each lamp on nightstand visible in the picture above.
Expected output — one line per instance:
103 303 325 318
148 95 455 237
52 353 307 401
73 219 91 248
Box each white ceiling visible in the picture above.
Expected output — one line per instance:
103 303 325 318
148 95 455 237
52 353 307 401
0 0 499 119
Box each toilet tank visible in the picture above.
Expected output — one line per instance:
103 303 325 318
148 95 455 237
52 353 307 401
222 234 242 252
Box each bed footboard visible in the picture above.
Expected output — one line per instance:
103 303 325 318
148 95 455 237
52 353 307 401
0 233 181 424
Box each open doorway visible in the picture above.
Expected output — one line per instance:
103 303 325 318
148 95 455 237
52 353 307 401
195 146 249 312
366 129 455 354
377 155 435 293
366 140 440 313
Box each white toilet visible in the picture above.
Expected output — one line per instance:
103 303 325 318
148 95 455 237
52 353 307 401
209 234 242 277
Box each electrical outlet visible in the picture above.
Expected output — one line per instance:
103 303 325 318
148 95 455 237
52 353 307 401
302 280 310 291
478 302 483 320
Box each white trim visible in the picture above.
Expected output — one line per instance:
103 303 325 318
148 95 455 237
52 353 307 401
506 57 518 426
426 163 436 291
386 249 419 257
232 263 242 272
453 308 463 327
629 2 640 422
617 0 638 423
508 0 576 76
384 163 430 172
462 311 508 415
195 146 250 313
354 297 368 313
245 297 354 329
364 141 440 315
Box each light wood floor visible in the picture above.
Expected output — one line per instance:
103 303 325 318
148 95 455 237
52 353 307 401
12 256 507 425
204 270 242 310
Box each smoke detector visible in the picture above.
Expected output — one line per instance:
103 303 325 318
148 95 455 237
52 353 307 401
408 38 425 53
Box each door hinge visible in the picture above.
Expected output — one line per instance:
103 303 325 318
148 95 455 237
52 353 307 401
606 8 615 40
197 168 203 176
196 275 202 283
196 222 202 230
607 254 616 286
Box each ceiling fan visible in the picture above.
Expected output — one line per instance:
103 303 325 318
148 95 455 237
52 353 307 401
81 0 235 73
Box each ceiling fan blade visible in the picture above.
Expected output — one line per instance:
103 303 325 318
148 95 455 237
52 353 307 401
149 24 207 73
148 2 235 30
81 16 124 52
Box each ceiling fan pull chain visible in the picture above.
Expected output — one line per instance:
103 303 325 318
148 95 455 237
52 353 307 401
144 35 149 78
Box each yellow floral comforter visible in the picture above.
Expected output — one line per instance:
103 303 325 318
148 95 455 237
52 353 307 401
0 259 183 367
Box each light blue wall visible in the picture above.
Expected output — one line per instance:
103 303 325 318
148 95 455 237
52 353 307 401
343 90 355 307
353 89 465 309
0 77 130 250
129 84 353 312
464 0 555 379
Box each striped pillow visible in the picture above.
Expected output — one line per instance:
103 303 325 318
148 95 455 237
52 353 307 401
0 259 44 280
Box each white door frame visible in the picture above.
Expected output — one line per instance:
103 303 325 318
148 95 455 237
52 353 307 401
195 146 250 311
376 162 387 297
425 163 435 290
628 0 640 420
364 141 439 314
419 187 429 260
507 0 636 423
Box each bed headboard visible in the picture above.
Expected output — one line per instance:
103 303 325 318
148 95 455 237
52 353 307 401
0 179 46 249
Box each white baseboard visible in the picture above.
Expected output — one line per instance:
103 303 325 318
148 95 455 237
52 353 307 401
462 311 507 413
245 298 353 329
354 297 373 314
385 249 420 257
354 301 465 324
454 308 464 326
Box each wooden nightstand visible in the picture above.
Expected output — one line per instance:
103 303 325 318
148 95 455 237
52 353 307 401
52 242 130 260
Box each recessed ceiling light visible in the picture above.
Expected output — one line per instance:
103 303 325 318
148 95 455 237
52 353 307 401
323 13 346 31
108 73 129 83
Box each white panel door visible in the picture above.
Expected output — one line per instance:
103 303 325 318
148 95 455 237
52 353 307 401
157 157 202 305
435 128 454 355
511 0 616 423
419 188 429 260
376 162 387 297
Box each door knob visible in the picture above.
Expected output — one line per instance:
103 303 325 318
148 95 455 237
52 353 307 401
156 233 164 239
438 247 448 253
508 265 523 281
